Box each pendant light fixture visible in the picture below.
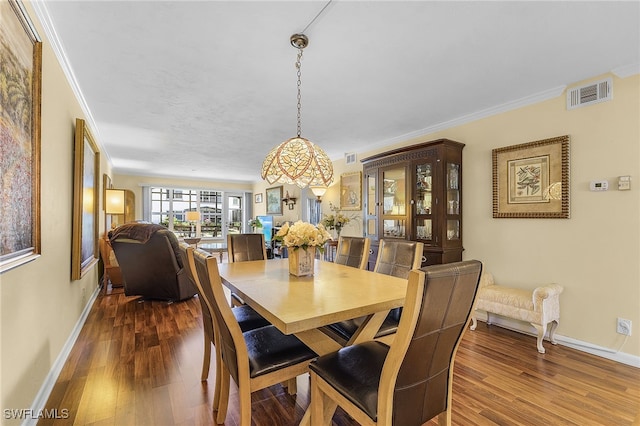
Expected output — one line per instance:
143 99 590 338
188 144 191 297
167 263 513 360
261 33 334 188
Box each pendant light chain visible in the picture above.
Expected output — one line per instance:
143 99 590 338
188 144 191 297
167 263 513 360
296 48 303 138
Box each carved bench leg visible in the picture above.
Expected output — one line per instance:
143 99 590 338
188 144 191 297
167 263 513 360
531 322 548 354
470 313 478 330
548 320 559 345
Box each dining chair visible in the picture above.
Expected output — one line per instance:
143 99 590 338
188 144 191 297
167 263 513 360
177 243 269 382
309 260 483 426
333 236 370 270
227 233 268 262
192 247 317 426
227 233 268 306
324 239 424 344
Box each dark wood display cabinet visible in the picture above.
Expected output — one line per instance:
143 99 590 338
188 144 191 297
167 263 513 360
362 139 464 269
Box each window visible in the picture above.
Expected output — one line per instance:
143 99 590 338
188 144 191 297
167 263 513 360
147 187 249 240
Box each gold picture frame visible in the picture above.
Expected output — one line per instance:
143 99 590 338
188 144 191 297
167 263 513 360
266 186 283 215
0 0 42 273
492 135 570 218
72 118 100 280
340 171 362 210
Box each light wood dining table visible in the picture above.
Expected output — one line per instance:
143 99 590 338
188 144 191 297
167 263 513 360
217 258 408 356
217 258 408 425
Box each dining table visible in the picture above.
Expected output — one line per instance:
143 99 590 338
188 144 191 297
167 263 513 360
217 258 409 424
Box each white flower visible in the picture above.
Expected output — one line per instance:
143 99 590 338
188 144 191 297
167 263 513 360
276 220 332 251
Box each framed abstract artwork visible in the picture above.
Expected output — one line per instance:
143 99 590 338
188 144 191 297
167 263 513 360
492 135 570 218
0 0 42 273
72 119 100 280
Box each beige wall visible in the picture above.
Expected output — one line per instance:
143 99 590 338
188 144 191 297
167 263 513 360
1 1 112 420
257 76 639 360
2 4 637 421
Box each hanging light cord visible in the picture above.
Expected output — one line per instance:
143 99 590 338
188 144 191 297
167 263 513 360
295 48 303 138
301 0 333 34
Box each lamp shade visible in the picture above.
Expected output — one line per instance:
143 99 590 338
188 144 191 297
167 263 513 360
185 211 201 222
105 189 125 214
261 137 334 188
310 185 327 198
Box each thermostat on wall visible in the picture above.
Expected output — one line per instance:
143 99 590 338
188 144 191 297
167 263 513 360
590 180 609 191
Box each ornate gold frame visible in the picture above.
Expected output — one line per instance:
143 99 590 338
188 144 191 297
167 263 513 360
72 119 100 280
266 186 283 215
492 135 570 218
340 171 362 210
0 0 42 273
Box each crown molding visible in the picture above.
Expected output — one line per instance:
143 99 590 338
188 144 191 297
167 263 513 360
30 1 112 163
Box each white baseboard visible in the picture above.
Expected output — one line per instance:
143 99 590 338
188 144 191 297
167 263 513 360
475 313 640 368
23 286 101 426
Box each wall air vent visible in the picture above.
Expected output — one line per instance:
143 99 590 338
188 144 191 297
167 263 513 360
345 152 356 165
567 77 612 110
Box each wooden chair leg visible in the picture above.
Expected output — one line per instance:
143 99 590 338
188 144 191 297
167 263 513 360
201 337 211 381
239 381 252 426
310 373 337 426
215 363 230 424
286 378 297 395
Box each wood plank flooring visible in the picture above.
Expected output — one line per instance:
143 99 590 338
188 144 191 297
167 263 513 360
40 285 640 426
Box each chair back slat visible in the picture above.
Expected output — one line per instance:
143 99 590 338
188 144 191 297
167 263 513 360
334 237 370 270
374 239 424 278
227 234 267 263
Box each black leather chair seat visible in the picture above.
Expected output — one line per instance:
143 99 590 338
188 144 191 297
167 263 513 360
244 325 317 378
309 341 389 421
233 305 270 332
327 308 402 341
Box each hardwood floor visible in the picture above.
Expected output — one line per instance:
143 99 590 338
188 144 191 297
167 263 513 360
40 285 640 426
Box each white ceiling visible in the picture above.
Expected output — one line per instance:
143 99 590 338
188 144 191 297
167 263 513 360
36 1 640 184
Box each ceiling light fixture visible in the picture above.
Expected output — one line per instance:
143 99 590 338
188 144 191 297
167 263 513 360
261 2 334 189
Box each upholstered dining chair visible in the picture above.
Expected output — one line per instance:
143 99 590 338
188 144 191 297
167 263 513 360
324 239 424 344
333 236 371 270
191 247 317 426
309 260 483 426
177 243 269 382
227 233 268 263
227 233 268 307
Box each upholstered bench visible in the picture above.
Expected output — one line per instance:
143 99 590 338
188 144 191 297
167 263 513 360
470 272 563 353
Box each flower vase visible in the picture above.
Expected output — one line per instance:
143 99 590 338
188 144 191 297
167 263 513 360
288 247 315 277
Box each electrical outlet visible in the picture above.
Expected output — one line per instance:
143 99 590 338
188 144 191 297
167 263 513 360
617 318 632 336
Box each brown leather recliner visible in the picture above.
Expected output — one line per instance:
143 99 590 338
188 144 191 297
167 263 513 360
110 223 196 301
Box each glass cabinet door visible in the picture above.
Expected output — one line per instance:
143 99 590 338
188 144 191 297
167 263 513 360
381 166 407 239
414 162 433 243
364 172 378 241
446 163 460 241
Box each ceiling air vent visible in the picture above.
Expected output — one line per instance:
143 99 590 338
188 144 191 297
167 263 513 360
567 77 612 110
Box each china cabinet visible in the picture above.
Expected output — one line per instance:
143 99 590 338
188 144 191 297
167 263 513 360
362 139 464 269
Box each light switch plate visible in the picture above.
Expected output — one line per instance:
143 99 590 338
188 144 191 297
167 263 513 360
618 176 631 191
